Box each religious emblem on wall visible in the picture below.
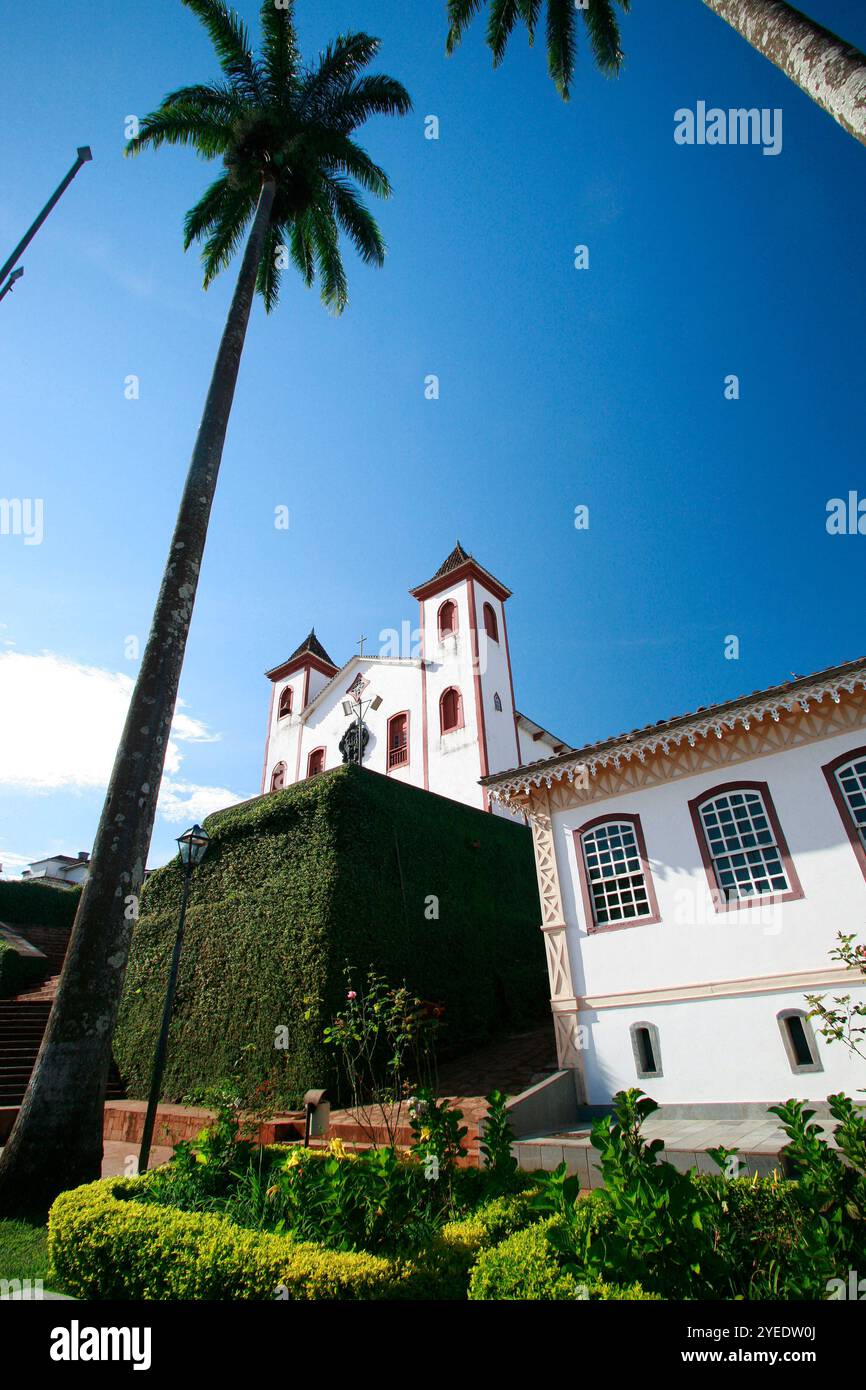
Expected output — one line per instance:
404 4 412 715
340 720 370 765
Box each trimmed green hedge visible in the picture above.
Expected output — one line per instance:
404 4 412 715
47 1179 539 1300
0 880 80 930
48 1179 417 1300
114 765 545 1106
0 941 48 998
468 1207 661 1301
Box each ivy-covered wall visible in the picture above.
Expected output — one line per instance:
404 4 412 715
114 765 546 1108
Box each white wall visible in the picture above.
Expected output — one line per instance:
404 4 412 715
550 725 866 1104
421 579 485 810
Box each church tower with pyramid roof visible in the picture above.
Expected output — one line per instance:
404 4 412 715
260 546 567 810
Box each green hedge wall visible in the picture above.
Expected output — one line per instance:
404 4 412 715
114 764 545 1107
0 880 81 929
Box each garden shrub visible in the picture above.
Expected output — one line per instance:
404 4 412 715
468 1217 659 1301
47 1179 426 1301
0 880 80 930
0 940 48 998
114 764 544 1108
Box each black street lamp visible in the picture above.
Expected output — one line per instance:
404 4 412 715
0 146 93 296
137 824 209 1174
0 267 24 304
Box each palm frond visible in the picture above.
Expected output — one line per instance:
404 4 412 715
125 104 235 160
181 0 262 97
199 190 255 287
255 221 283 313
311 207 349 314
318 75 413 134
487 0 523 66
581 0 627 74
300 32 382 115
546 0 578 98
445 0 486 54
325 175 386 266
316 133 392 199
183 173 238 249
259 0 299 98
517 0 542 42
289 215 316 288
161 81 246 117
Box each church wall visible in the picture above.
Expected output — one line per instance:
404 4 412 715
296 661 425 784
547 721 866 1104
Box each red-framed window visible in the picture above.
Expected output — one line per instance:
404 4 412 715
307 748 325 777
438 599 458 639
440 686 463 734
387 712 409 770
574 813 661 931
688 781 803 911
270 761 287 792
483 601 499 642
278 686 293 718
822 746 866 883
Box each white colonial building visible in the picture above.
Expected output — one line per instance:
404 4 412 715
484 658 866 1107
261 545 567 815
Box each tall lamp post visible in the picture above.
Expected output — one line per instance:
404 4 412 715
137 823 209 1174
0 146 93 294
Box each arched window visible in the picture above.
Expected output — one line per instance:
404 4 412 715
823 747 866 882
483 602 499 642
438 599 457 639
307 748 325 777
270 761 287 792
440 686 463 734
630 1022 663 1079
387 712 409 769
493 692 503 712
777 1009 822 1074
575 814 660 930
688 781 802 910
278 686 293 718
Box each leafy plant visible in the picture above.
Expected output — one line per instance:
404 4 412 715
323 967 442 1147
479 1089 519 1191
806 931 866 1065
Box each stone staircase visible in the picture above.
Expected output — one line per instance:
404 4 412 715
0 925 125 1108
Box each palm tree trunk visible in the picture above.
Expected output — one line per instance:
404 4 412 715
0 177 277 1218
701 0 866 146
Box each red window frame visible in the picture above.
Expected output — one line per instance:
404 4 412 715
270 761 287 792
437 599 458 639
573 812 661 933
822 746 866 884
387 711 410 770
483 601 499 642
688 780 804 913
307 748 326 777
440 686 463 734
278 686 293 718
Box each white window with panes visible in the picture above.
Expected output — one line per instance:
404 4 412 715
697 788 789 903
580 820 652 927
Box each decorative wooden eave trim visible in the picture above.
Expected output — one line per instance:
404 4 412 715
486 669 866 805
409 559 511 604
265 653 339 684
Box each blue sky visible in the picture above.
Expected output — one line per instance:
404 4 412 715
1 0 864 872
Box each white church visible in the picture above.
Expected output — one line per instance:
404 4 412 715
261 544 567 814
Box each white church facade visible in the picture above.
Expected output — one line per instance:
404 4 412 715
484 658 866 1107
261 545 567 816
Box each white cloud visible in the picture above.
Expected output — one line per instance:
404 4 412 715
0 651 245 819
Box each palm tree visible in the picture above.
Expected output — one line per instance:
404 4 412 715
445 0 866 147
0 0 410 1217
